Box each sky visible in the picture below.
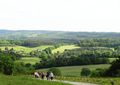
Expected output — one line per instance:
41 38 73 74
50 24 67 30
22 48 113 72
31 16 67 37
0 0 120 32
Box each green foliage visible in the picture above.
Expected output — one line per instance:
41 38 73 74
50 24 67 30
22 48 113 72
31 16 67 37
78 38 120 47
13 62 34 75
81 68 91 76
37 48 110 68
0 55 14 75
90 68 106 77
106 57 120 77
48 67 62 76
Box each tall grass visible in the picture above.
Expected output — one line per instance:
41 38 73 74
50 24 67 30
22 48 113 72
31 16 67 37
0 74 71 85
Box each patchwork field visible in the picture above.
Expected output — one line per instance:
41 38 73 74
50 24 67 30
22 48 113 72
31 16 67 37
0 45 53 53
52 45 80 54
38 64 110 77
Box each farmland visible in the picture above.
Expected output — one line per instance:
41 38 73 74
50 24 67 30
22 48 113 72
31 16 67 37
38 64 110 77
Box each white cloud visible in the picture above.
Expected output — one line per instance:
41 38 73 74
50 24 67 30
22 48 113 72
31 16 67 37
0 0 120 32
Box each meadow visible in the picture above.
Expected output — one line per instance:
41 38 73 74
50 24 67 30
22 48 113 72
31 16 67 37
52 45 80 54
0 74 71 85
38 64 110 77
16 57 40 64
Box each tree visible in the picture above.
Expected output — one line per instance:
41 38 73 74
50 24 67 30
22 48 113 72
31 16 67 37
106 57 120 77
90 68 106 77
48 67 61 76
0 55 14 75
81 68 91 76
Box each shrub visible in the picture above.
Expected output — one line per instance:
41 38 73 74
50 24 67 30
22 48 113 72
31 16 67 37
48 67 61 76
81 68 91 76
13 62 34 75
90 68 106 77
106 58 120 77
0 55 14 75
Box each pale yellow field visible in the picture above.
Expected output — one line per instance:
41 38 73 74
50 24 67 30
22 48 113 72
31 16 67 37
52 45 80 54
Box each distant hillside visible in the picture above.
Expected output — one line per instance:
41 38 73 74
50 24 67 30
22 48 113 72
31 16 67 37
0 30 120 40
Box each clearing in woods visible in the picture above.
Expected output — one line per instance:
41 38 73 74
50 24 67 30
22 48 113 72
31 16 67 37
52 45 80 54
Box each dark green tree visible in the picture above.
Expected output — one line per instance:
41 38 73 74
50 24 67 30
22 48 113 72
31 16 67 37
81 68 91 76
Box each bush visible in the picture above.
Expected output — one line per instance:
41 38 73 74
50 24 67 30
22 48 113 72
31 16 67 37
13 63 34 75
48 67 61 76
90 68 106 77
81 68 91 76
106 58 120 77
0 55 14 75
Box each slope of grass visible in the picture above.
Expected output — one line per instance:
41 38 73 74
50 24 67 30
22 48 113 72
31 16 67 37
56 76 120 85
0 74 71 85
16 57 40 64
0 45 53 53
39 64 110 77
52 45 80 54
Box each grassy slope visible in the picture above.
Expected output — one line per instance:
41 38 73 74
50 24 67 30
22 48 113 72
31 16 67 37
52 45 80 54
0 74 71 85
56 76 120 85
38 64 110 77
0 45 53 53
16 57 40 64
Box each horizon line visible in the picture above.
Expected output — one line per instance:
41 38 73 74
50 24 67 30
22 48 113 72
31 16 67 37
0 29 120 33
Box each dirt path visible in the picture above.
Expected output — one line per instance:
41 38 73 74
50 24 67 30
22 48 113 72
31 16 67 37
54 80 98 85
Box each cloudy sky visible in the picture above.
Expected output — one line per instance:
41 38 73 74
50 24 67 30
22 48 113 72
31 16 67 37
0 0 120 32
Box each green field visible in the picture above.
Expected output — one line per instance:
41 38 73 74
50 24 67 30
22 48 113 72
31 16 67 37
52 45 80 54
109 58 118 63
16 57 40 64
0 74 70 85
0 45 53 53
38 64 110 77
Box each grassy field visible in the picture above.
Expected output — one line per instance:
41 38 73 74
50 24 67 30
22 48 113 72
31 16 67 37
0 74 71 85
16 57 40 64
108 58 118 63
38 64 110 77
52 45 80 54
56 76 120 85
0 45 79 54
0 45 53 53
